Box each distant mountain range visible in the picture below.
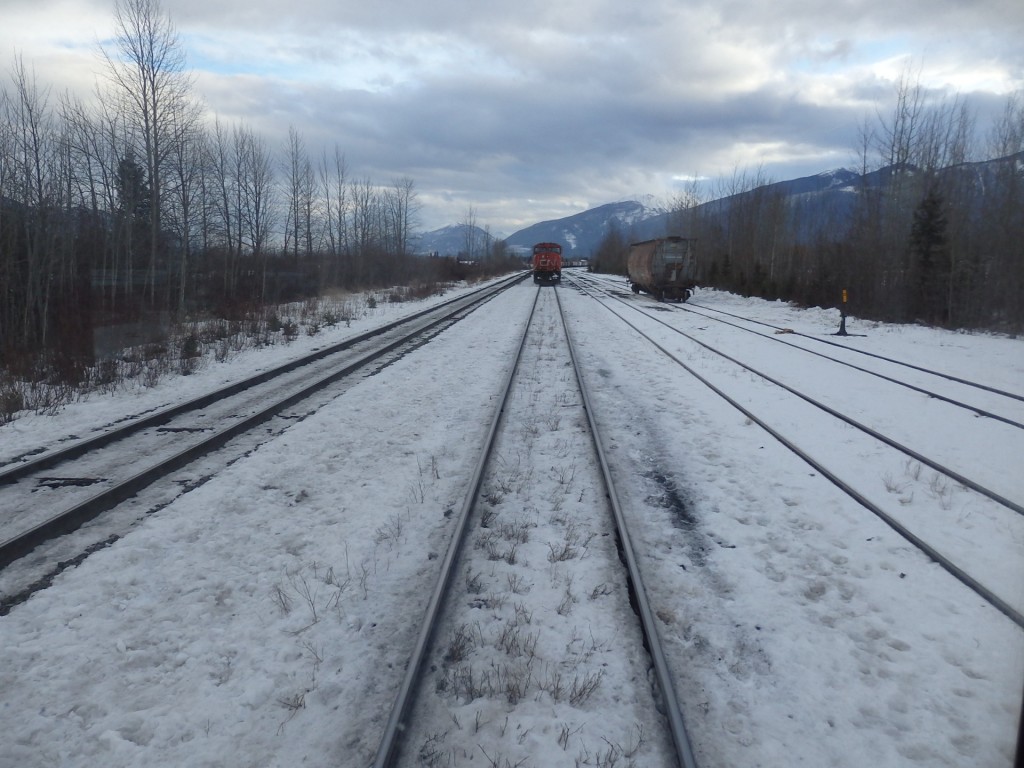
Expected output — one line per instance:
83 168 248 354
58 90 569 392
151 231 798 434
410 224 498 259
503 200 662 257
412 201 659 258
414 153 1024 257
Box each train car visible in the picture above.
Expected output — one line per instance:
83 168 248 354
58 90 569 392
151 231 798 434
532 242 563 284
627 236 697 301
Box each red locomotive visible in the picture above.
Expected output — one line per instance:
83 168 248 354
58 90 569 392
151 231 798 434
532 242 562 284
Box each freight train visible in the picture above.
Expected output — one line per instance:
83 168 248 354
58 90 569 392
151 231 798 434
627 236 697 302
532 242 563 284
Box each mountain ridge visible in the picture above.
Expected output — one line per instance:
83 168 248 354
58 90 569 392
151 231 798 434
415 152 1023 257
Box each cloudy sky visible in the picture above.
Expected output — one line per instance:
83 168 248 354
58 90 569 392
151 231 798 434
3 0 1022 234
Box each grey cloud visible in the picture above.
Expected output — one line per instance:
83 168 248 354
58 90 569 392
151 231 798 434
5 0 1019 232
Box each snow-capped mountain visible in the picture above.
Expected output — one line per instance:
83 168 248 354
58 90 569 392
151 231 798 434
411 224 497 257
501 170 866 256
503 200 665 256
417 153 1024 258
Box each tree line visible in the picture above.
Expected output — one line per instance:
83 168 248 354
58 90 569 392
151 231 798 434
1 0 515 384
593 73 1024 332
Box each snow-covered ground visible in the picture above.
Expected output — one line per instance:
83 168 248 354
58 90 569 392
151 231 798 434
568 277 1024 767
1 275 1022 767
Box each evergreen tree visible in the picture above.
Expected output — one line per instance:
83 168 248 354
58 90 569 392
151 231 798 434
117 152 150 219
908 189 949 323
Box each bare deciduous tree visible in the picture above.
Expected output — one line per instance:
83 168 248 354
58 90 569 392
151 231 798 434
461 205 480 261
384 176 418 258
283 125 317 260
101 0 197 303
876 61 926 169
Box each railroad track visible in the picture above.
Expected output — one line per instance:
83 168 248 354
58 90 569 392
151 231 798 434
566 272 1024 629
372 284 697 767
575 271 1024 423
682 295 1024 403
0 276 521 609
1 275 1016 766
675 297 1024 426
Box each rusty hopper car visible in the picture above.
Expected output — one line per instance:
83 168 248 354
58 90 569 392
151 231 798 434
532 242 563 284
627 236 697 301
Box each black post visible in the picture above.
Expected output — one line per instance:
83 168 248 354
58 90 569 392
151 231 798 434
836 288 849 336
1016 684 1024 768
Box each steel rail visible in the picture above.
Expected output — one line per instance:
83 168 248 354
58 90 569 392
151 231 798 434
371 287 541 768
669 301 1023 430
0 273 525 486
574 271 1024 409
570 275 1024 518
680 298 1024 403
571 278 1024 630
0 280 517 571
555 286 700 768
